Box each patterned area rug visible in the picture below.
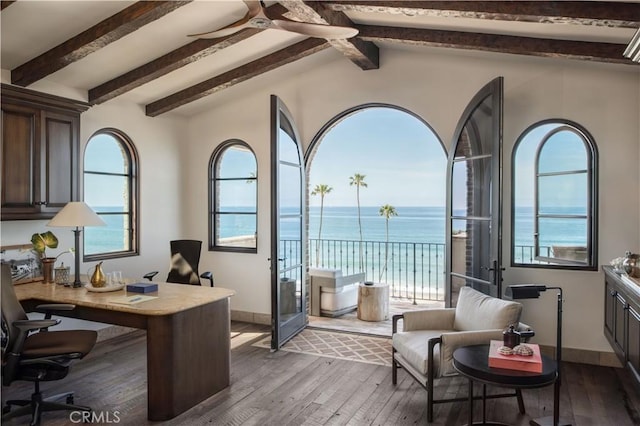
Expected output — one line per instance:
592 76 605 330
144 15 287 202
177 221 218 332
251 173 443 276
253 328 392 366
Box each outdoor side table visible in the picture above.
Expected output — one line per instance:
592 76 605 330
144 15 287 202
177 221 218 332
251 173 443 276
357 282 389 321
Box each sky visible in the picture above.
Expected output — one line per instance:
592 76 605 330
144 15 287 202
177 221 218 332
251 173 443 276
309 107 447 208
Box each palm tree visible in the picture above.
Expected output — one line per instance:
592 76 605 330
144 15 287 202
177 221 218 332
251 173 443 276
311 184 332 266
349 173 367 271
378 204 398 281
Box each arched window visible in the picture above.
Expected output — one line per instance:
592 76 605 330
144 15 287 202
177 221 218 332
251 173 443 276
83 129 138 260
209 140 257 253
512 120 598 269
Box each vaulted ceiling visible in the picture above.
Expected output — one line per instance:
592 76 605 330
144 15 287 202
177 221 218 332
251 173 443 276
1 1 638 117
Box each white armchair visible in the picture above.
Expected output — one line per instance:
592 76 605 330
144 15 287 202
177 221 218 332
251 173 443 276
392 286 531 422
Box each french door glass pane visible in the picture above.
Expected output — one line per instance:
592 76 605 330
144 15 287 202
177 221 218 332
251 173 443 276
450 218 491 283
279 164 301 215
452 157 492 218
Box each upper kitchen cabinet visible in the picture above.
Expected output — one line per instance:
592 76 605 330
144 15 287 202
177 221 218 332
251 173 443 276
1 84 90 220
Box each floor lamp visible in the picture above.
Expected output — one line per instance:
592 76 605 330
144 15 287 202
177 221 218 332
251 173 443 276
47 202 106 288
506 284 571 426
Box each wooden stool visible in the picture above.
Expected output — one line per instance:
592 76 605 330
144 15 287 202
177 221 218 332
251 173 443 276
357 283 389 321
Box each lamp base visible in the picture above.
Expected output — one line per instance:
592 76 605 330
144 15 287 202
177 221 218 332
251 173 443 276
530 416 571 426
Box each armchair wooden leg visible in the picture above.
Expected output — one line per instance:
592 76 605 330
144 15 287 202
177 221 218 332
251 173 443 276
516 389 525 414
427 377 434 422
392 352 398 385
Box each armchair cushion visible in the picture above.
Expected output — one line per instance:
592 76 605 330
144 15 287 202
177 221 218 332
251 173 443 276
402 308 455 332
453 286 522 331
393 330 447 377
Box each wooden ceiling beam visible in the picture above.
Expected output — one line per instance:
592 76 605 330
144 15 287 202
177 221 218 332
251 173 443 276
278 0 379 70
89 29 260 104
11 1 192 87
357 25 637 65
89 3 289 104
325 1 640 28
145 38 329 117
1 1 16 11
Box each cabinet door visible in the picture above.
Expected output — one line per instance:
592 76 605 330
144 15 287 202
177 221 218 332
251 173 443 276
1 103 41 216
615 292 627 359
605 278 616 339
628 303 640 381
39 110 79 214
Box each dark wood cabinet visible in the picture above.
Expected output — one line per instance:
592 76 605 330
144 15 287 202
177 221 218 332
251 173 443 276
1 84 89 220
603 266 640 387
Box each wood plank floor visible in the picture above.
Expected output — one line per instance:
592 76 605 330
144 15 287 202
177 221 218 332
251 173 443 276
2 322 640 426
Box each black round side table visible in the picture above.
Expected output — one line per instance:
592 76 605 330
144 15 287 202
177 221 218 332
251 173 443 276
453 344 557 426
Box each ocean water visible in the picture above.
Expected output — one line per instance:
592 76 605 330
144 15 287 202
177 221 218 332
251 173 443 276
85 205 586 258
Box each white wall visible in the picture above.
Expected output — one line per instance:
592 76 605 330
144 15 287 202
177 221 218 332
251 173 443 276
2 44 639 354
184 46 640 354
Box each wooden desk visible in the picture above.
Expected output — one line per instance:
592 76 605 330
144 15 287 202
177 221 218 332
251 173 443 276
15 282 235 421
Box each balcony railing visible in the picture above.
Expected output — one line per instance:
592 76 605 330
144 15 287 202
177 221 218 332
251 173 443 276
280 238 551 303
309 238 446 302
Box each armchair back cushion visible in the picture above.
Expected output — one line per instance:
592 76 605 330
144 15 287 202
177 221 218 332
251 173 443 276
453 286 522 331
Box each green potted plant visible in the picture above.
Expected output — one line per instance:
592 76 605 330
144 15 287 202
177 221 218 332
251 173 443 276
31 231 59 283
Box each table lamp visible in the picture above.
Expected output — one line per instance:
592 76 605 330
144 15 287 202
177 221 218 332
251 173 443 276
47 202 106 288
506 284 571 426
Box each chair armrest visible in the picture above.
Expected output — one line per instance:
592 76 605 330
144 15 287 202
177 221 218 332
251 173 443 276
439 329 504 376
402 308 456 331
13 319 60 331
144 271 159 281
200 271 214 287
36 304 75 312
36 303 76 320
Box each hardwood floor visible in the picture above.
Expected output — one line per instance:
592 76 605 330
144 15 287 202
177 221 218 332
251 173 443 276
2 322 639 426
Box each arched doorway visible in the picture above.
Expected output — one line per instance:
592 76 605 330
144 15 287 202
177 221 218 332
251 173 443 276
305 104 447 334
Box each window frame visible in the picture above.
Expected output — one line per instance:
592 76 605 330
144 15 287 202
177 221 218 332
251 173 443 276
511 119 598 271
83 128 139 261
209 139 258 253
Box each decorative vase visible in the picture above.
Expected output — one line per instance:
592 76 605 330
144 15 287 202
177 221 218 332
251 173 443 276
624 251 640 278
41 258 56 284
90 261 106 288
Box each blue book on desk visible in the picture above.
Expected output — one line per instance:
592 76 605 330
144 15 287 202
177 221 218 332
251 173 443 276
127 283 158 293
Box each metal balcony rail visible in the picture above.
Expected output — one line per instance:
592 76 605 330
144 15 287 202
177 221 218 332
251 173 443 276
280 238 549 303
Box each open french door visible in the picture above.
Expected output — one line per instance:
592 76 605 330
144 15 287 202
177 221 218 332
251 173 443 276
446 77 504 306
270 95 307 350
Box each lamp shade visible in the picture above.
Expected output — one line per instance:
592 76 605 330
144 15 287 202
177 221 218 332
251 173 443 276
47 202 106 227
506 284 548 300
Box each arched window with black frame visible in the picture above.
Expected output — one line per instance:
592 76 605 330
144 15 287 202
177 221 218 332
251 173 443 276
83 128 139 260
512 120 598 270
209 140 257 253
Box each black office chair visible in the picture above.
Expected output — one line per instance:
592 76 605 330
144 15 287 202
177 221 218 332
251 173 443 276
1 264 97 426
144 239 214 287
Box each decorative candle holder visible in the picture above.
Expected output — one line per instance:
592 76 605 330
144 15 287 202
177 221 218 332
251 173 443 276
54 263 70 286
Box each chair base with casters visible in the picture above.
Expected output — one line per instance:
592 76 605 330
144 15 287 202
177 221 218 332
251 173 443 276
390 286 533 423
3 384 92 426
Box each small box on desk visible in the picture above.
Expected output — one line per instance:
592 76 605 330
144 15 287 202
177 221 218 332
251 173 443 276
488 340 542 373
126 283 158 293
